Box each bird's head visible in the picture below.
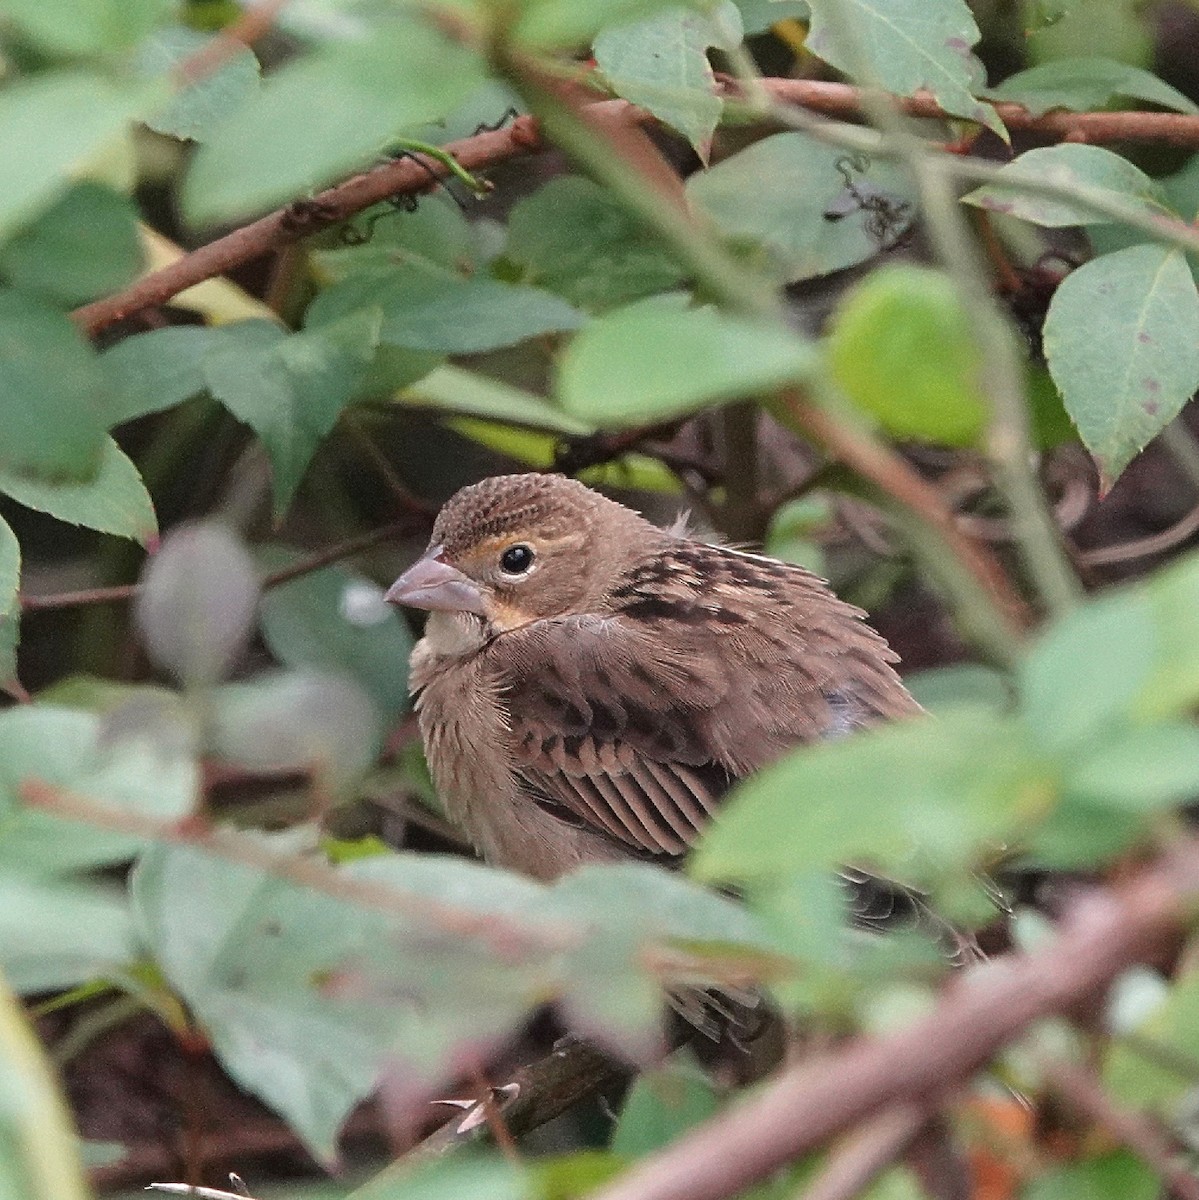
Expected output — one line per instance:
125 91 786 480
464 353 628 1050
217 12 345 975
387 474 653 634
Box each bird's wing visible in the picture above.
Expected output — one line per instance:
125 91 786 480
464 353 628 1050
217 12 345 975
485 541 921 858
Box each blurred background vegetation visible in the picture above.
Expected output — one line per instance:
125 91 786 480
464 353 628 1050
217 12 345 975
7 1 1199 1198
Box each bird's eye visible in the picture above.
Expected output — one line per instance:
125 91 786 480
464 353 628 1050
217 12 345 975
499 544 535 575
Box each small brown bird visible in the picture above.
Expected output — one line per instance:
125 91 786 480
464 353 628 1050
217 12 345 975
386 472 922 883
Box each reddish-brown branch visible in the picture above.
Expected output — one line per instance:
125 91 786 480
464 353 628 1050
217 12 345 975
71 82 1199 339
589 847 1199 1200
779 392 1035 633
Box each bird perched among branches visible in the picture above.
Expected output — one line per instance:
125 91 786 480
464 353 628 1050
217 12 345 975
388 471 921 874
387 473 928 1055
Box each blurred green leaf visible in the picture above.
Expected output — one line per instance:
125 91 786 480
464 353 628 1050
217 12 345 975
0 288 109 481
0 71 151 241
826 266 988 446
987 56 1198 116
548 863 781 1054
259 554 413 721
0 436 157 545
594 4 740 159
0 183 142 306
0 705 198 877
1043 244 1199 488
962 145 1169 227
1105 966 1199 1111
202 312 380 511
505 176 686 311
1063 722 1199 810
0 0 170 55
514 0 699 49
1019 584 1156 751
306 265 584 355
1024 1152 1158 1200
354 1156 526 1200
691 708 1054 883
0 876 136 994
132 842 555 1161
0 973 90 1200
764 496 832 575
805 0 1004 136
558 297 814 425
611 1058 721 1155
133 521 260 688
907 665 1012 713
0 517 18 689
207 671 381 796
139 25 262 142
183 18 486 223
687 132 916 284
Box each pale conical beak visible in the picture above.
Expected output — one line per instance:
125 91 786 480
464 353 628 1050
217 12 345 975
385 547 487 616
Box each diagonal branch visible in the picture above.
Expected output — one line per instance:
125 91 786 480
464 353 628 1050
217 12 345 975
71 82 1199 339
587 845 1199 1200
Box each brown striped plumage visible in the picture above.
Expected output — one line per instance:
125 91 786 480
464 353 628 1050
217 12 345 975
388 473 922 881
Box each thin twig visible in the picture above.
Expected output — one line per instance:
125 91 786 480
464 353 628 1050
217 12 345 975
172 0 290 86
1044 1057 1199 1200
20 519 425 613
800 1103 931 1200
1078 498 1199 566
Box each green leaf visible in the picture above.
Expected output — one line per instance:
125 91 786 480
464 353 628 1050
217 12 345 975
306 265 584 355
987 56 1199 117
0 289 108 481
99 325 223 426
548 863 779 1054
0 71 150 241
401 365 593 435
0 0 170 55
907 664 1012 712
0 974 90 1200
1063 722 1199 811
1105 967 1199 1111
514 0 697 48
505 176 686 310
133 521 260 688
132 842 554 1161
962 144 1168 227
258 553 414 721
805 0 1004 136
207 672 381 797
0 876 136 994
593 5 740 160
0 437 157 545
1042 244 1199 487
690 708 1053 883
1024 1153 1158 1200
202 312 380 511
312 192 478 282
0 705 198 877
611 1060 721 1156
355 1157 526 1200
686 132 917 284
138 26 262 142
0 518 18 690
183 18 486 223
826 266 987 446
558 297 814 426
735 0 809 35
1019 584 1157 751
0 183 143 307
